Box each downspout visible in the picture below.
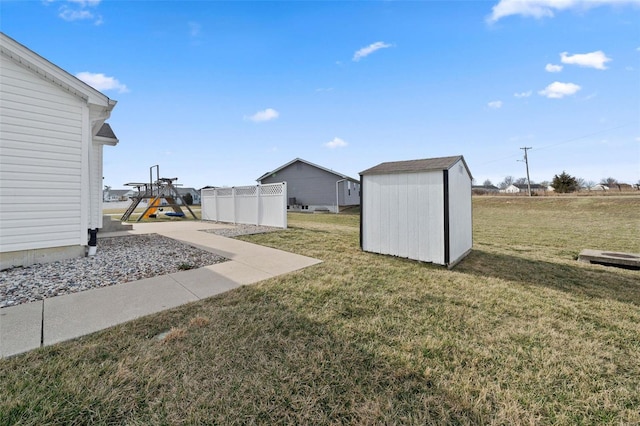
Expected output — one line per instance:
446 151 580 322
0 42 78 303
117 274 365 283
86 100 116 256
88 228 98 256
335 178 347 214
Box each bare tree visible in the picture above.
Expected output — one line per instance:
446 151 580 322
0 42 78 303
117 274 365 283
601 177 618 186
499 176 514 189
483 179 493 187
515 177 528 185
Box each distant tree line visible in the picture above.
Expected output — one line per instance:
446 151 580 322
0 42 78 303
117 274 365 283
477 174 638 194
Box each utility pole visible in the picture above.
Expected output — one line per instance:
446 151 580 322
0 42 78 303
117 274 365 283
520 147 532 197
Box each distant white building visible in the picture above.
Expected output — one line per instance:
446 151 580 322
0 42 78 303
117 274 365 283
103 189 135 202
1 33 118 269
502 183 547 194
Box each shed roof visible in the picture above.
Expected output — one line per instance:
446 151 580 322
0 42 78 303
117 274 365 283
360 155 471 178
257 157 359 182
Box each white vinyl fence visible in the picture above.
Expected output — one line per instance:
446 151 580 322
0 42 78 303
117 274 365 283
201 183 287 228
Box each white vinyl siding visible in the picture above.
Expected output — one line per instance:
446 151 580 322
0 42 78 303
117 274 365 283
0 53 84 252
89 141 103 229
362 171 444 264
361 156 472 267
448 160 473 263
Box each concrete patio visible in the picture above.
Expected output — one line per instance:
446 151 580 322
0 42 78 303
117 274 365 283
0 221 322 358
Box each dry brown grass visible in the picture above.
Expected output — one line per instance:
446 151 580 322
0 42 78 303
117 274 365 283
188 316 210 328
1 196 639 425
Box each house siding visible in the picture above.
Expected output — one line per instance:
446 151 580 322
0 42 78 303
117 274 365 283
0 51 84 252
260 160 352 211
90 141 103 229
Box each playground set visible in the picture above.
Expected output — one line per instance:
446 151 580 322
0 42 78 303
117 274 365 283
121 165 197 222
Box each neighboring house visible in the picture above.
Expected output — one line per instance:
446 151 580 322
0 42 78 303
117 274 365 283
472 184 499 195
590 184 609 191
176 187 201 205
0 32 118 269
610 183 635 192
103 189 134 202
257 158 360 213
503 183 546 194
360 155 473 268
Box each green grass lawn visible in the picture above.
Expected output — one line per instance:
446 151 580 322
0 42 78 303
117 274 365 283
2 196 639 425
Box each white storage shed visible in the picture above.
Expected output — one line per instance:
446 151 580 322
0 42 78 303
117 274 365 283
360 155 472 268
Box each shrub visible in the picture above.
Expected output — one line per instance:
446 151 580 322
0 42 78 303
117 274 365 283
551 171 579 193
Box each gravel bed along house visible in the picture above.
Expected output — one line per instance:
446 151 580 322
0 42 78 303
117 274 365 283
0 234 226 308
0 225 283 309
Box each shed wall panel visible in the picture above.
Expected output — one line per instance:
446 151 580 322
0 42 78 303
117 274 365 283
363 171 444 263
0 53 85 253
362 175 381 252
396 173 408 258
447 159 473 263
419 171 445 264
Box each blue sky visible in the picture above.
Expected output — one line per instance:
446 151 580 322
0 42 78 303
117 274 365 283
2 0 639 188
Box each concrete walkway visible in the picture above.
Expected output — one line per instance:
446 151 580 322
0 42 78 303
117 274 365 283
0 222 321 358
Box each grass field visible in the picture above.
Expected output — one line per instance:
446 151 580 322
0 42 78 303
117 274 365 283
1 196 639 424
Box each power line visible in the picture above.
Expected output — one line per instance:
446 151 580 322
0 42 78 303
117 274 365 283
534 122 635 152
477 122 636 166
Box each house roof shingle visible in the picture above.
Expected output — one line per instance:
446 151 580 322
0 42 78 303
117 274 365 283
257 158 358 182
360 155 471 178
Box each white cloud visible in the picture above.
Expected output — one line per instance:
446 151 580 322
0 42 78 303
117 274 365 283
325 137 348 149
545 63 563 72
55 0 102 24
514 90 532 98
560 51 611 70
538 81 581 99
487 0 640 23
75 72 129 93
59 8 93 21
353 42 392 61
488 100 503 109
67 0 102 6
246 108 279 123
